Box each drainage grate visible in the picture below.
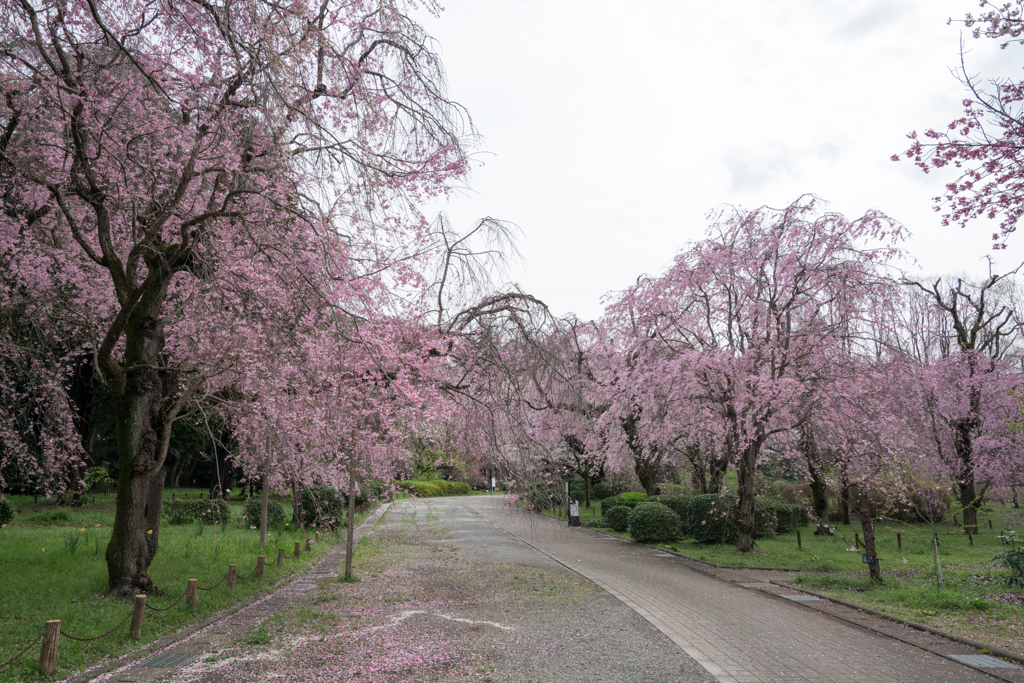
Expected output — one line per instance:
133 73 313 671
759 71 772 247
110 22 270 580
288 582 316 590
741 583 774 588
783 594 820 602
948 654 1020 669
141 653 197 668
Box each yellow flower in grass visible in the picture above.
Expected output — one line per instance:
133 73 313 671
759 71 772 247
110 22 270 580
147 529 153 534
79 528 85 532
41 548 45 552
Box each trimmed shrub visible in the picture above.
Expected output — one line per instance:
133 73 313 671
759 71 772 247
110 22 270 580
591 481 613 500
605 505 631 532
0 497 15 525
688 494 737 544
242 496 285 528
687 495 787 543
628 502 681 543
164 498 231 525
620 491 648 506
300 485 345 528
395 479 472 498
650 494 692 535
600 492 648 516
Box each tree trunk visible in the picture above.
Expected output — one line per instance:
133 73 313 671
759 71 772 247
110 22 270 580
803 427 831 536
105 309 170 596
736 441 760 553
953 418 981 535
291 479 301 525
259 476 270 549
345 466 357 581
584 477 591 509
857 485 881 582
808 472 831 535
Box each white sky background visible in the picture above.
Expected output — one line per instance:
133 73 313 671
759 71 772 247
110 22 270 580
414 0 1024 321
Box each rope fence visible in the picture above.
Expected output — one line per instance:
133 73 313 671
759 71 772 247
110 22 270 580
0 544 314 676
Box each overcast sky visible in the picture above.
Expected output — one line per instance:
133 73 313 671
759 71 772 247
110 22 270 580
414 0 1024 321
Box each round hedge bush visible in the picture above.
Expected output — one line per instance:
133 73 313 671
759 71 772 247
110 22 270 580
243 496 285 528
605 505 632 532
628 501 681 543
0 497 15 525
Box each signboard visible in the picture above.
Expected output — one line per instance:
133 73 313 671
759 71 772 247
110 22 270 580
861 553 877 564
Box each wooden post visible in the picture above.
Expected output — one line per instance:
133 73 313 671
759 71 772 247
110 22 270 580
968 532 973 546
293 542 301 559
796 529 802 550
304 537 312 552
989 519 994 530
276 548 285 566
315 531 320 543
39 620 60 675
227 564 237 592
855 533 861 548
953 514 959 527
130 595 147 640
897 532 902 550
256 556 265 579
186 579 198 608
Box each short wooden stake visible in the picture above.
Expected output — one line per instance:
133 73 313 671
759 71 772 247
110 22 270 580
130 595 147 640
796 529 802 550
953 514 959 527
276 548 285 566
256 555 265 579
227 564 237 592
989 519 994 530
855 533 861 548
897 532 902 550
315 531 321 543
305 537 312 551
39 620 60 675
968 532 974 546
293 542 301 559
186 579 198 608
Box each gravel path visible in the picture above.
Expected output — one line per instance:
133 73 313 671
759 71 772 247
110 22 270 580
151 497 713 683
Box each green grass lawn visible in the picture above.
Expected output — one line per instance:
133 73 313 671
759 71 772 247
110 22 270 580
0 489 375 682
541 500 1024 654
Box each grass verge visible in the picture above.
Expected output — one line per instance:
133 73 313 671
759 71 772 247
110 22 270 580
0 489 375 682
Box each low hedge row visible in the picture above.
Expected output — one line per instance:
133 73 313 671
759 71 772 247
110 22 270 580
395 480 472 497
598 492 810 544
163 498 231 525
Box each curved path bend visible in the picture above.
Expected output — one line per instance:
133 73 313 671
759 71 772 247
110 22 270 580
464 495 1018 683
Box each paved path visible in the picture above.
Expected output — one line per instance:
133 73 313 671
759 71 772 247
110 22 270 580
465 496 1019 683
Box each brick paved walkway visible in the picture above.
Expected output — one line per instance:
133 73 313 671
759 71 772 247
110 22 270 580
465 496 1017 683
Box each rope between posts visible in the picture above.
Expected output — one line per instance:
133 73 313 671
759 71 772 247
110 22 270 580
0 631 43 672
60 613 131 642
145 589 186 612
236 565 258 581
197 572 228 591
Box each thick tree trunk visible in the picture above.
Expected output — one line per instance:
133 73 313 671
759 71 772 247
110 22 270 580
736 441 761 553
857 486 881 582
953 418 981 535
584 477 591 509
105 311 170 596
